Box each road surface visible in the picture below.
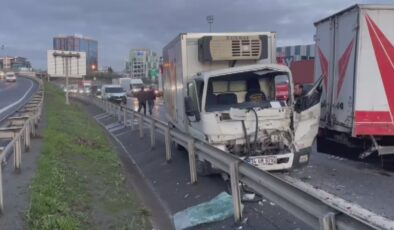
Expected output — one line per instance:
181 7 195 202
0 76 38 122
127 97 394 222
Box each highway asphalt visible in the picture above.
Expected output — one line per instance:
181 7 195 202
75 96 394 229
124 97 394 224
0 76 38 123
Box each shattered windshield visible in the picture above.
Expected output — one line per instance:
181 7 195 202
205 70 290 112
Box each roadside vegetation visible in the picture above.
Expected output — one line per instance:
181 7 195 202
26 84 150 230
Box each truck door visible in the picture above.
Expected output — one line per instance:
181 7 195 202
329 7 358 133
186 80 205 141
293 76 323 151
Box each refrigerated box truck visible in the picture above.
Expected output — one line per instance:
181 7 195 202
112 78 144 93
314 4 394 168
163 33 323 172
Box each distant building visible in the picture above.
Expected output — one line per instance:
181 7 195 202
276 44 315 66
128 48 159 82
0 56 31 71
53 34 98 73
276 44 315 84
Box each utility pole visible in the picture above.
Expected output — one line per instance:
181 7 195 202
206 15 214 32
53 51 80 105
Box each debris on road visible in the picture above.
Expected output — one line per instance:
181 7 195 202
242 193 256 201
173 192 239 230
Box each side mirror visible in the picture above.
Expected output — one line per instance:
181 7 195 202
184 96 200 121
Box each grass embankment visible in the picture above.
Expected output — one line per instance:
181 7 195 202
27 84 150 230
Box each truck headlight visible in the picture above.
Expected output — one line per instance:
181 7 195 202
299 154 309 163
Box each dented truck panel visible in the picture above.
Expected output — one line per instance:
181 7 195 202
164 33 322 171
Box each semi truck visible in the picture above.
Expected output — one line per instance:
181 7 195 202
163 33 323 173
314 4 394 169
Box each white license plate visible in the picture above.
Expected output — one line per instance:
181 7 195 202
247 156 277 166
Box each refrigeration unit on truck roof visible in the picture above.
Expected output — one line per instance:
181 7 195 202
198 35 269 62
314 4 394 169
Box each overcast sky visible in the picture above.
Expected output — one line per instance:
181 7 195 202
1 0 392 71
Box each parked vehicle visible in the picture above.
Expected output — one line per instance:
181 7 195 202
163 33 322 173
314 4 394 169
130 78 144 93
5 72 17 82
101 85 127 104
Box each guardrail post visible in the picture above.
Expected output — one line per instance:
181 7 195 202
165 126 172 162
30 120 36 137
320 212 336 230
139 115 144 138
123 107 127 125
230 161 242 222
187 138 197 184
0 166 3 214
130 111 135 131
25 123 31 151
117 106 121 122
150 120 156 149
14 137 22 172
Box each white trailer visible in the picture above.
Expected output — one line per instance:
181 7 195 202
163 33 323 172
314 4 394 168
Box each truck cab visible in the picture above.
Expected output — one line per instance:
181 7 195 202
183 64 322 171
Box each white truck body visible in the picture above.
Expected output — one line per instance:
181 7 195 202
163 33 322 171
314 4 394 166
129 78 144 92
112 78 144 93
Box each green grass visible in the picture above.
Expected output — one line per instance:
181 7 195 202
27 84 150 230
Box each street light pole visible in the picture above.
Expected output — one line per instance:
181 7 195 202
206 15 214 32
65 57 70 105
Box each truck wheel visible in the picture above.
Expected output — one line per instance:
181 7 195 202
197 160 213 176
316 136 331 153
175 142 186 152
381 155 394 171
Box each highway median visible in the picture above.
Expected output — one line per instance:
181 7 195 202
26 84 150 230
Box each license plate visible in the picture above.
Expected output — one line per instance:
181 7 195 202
247 156 277 166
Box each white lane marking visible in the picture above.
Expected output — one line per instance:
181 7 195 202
0 80 34 114
283 175 394 229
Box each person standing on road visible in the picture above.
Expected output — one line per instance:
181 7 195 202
136 86 147 115
294 83 304 99
147 86 156 116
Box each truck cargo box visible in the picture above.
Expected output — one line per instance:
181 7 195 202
314 4 394 137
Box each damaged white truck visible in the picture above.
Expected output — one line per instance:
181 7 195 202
162 33 322 173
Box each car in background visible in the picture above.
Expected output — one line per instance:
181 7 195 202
5 72 17 82
101 85 127 104
0 71 4 80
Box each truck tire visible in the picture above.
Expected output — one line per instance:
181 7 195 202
381 155 394 171
175 142 186 152
316 136 332 154
197 160 213 176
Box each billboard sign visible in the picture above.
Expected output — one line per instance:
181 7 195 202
47 50 86 78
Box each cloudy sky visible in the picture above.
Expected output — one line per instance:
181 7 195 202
1 0 392 71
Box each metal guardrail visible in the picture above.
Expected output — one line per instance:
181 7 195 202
0 76 44 214
78 95 394 230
